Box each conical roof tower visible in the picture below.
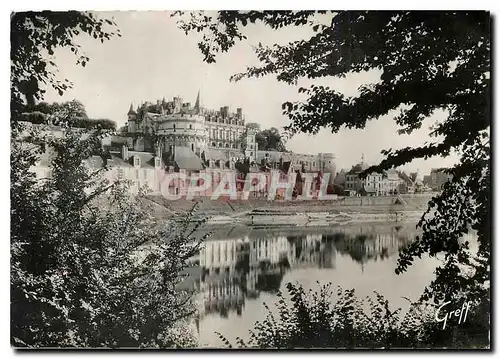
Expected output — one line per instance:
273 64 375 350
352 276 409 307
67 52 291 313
127 103 136 115
194 90 201 114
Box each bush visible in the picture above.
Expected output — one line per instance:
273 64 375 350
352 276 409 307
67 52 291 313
20 111 48 124
69 117 116 130
217 282 490 349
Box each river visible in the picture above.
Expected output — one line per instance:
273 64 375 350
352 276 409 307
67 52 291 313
179 222 444 347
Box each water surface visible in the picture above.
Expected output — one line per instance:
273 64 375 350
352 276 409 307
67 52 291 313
182 222 442 347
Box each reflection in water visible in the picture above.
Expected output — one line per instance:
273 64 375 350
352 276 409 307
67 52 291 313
182 225 477 346
185 224 416 323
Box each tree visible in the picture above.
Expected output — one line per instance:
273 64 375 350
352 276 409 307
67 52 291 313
235 158 250 179
246 122 261 131
239 123 287 152
11 11 120 122
32 101 53 115
11 125 205 347
174 11 491 306
259 127 287 152
57 99 89 119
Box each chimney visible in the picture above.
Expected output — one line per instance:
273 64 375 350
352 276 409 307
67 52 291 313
122 145 129 161
236 108 242 118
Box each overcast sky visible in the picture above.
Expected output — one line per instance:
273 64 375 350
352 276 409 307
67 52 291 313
41 11 459 176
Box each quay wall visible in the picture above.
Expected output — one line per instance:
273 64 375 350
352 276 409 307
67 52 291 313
147 194 435 218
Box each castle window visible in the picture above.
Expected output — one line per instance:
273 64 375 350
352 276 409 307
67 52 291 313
191 144 194 151
189 124 193 129
218 142 222 148
225 143 229 148
173 124 176 132
134 157 140 167
212 142 216 147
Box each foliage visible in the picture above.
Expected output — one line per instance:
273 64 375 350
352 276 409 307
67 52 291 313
174 10 491 307
31 101 53 115
235 158 251 178
11 11 120 121
50 99 89 119
118 125 128 133
20 100 116 130
245 122 261 131
257 127 287 152
69 117 116 131
11 124 206 348
396 133 490 305
20 111 47 125
241 124 287 152
217 282 489 349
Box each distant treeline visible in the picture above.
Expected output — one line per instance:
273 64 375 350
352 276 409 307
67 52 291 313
19 100 116 130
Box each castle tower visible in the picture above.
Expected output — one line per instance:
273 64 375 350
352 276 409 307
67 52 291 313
318 153 337 186
127 103 137 133
244 128 257 162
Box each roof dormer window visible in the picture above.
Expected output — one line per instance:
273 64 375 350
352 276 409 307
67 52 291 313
155 157 161 168
134 156 140 167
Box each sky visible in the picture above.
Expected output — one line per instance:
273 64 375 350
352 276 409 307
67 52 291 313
41 11 459 177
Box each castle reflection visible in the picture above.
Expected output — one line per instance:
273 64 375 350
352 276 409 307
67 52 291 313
182 224 416 320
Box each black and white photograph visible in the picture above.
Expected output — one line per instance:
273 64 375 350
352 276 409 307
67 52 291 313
8 6 492 350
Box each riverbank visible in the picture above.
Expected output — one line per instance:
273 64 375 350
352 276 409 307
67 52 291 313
147 194 434 226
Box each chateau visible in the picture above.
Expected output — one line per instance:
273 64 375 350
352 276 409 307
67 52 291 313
119 92 336 178
25 92 337 198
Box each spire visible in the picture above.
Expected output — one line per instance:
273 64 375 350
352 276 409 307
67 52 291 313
128 103 136 115
194 90 201 113
361 153 365 163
